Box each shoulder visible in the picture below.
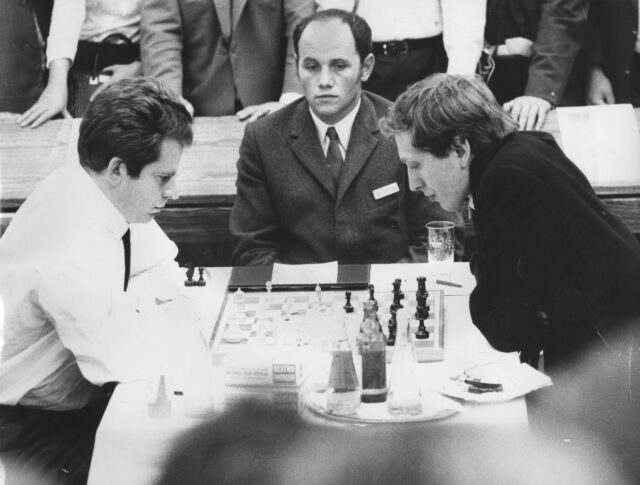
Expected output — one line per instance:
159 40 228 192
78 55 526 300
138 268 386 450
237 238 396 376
244 97 307 138
362 91 393 118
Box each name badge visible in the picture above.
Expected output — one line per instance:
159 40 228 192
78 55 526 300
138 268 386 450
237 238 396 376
372 182 399 200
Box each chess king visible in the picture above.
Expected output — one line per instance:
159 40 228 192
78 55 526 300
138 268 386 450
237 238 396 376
0 78 193 484
229 9 456 266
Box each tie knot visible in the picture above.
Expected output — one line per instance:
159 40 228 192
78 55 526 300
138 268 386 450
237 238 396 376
326 126 340 142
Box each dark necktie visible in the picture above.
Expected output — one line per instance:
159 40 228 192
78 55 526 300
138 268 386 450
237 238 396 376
325 127 344 186
122 228 131 292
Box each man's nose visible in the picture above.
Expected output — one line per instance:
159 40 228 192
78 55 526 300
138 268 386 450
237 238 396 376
318 67 334 87
164 178 180 200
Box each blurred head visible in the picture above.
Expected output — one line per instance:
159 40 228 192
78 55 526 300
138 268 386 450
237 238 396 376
293 10 374 125
78 77 193 223
381 74 517 211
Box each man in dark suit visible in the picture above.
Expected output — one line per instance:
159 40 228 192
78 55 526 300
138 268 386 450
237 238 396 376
382 72 640 477
141 0 314 118
383 73 640 377
0 0 53 113
483 0 590 130
230 10 450 266
586 0 640 106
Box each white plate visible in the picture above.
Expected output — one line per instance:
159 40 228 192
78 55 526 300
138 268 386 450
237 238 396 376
304 388 462 423
439 362 552 403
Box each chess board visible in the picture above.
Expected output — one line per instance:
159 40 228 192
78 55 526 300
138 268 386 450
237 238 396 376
210 286 444 364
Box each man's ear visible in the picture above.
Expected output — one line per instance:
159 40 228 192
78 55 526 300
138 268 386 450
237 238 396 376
105 157 127 187
451 136 472 168
360 53 375 82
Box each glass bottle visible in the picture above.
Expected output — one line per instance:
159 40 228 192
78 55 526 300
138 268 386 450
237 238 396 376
356 300 383 352
359 301 387 403
326 315 361 416
387 310 423 415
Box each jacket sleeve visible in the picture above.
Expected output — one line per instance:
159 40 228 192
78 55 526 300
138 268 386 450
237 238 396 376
281 0 315 95
140 0 184 95
469 164 552 354
229 122 281 266
524 0 590 104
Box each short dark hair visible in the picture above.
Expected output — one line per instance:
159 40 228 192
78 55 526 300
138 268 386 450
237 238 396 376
293 9 372 62
78 77 193 177
381 74 518 157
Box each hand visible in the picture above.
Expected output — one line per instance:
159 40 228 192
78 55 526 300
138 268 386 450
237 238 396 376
89 61 143 101
503 96 552 131
236 102 284 122
586 66 615 105
18 58 71 128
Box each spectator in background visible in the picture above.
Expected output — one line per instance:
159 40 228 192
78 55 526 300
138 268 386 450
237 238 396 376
229 9 446 266
140 0 314 120
482 0 590 130
0 0 53 114
316 0 486 101
18 0 142 128
585 0 640 106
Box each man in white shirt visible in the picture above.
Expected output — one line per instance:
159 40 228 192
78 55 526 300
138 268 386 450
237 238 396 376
316 0 486 100
0 77 192 484
230 9 453 266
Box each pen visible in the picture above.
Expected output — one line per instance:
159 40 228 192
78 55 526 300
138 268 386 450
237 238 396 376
435 279 463 288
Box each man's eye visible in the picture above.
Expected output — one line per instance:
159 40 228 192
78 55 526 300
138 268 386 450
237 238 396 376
334 63 346 71
303 63 318 71
159 176 172 184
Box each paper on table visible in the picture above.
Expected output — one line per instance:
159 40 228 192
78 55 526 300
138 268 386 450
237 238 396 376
556 104 640 187
272 261 338 285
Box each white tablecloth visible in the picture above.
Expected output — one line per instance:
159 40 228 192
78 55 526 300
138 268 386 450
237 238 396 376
88 263 528 485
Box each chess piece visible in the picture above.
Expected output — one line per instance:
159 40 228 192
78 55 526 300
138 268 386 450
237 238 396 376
196 267 206 286
234 288 246 316
368 284 378 311
415 318 429 340
265 281 274 302
343 291 354 313
392 278 404 309
184 264 196 287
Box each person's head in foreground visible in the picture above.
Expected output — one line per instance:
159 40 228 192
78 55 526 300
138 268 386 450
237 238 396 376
78 77 193 223
381 74 518 212
293 8 374 125
156 398 632 485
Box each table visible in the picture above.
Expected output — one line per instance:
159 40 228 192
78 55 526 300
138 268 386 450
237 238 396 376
2 111 640 266
86 263 529 485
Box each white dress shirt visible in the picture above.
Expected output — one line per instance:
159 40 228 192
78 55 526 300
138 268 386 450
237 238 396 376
0 162 182 410
309 99 361 159
316 0 486 74
46 0 141 66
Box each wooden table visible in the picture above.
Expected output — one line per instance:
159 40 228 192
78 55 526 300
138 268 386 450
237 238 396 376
86 263 529 485
2 111 640 265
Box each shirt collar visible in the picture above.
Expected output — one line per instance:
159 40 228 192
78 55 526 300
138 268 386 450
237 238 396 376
309 98 361 153
70 162 129 238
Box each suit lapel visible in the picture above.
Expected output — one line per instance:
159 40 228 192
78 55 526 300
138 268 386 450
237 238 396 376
336 96 380 204
232 0 248 32
290 102 336 197
212 0 232 39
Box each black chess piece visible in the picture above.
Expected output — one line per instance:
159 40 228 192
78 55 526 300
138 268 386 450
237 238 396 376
415 318 430 340
184 264 196 287
392 278 404 309
414 293 430 319
368 284 378 311
343 291 354 313
416 276 427 295
196 267 206 287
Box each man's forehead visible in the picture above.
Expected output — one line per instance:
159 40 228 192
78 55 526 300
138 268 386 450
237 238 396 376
298 18 358 57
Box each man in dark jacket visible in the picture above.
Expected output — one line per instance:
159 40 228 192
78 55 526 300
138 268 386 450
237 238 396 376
230 10 452 265
382 72 640 478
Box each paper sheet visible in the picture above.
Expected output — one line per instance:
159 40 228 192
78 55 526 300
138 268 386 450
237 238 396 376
556 104 640 187
271 261 338 285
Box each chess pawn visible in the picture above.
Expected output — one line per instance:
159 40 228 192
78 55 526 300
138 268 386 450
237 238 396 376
387 320 422 416
326 316 361 416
